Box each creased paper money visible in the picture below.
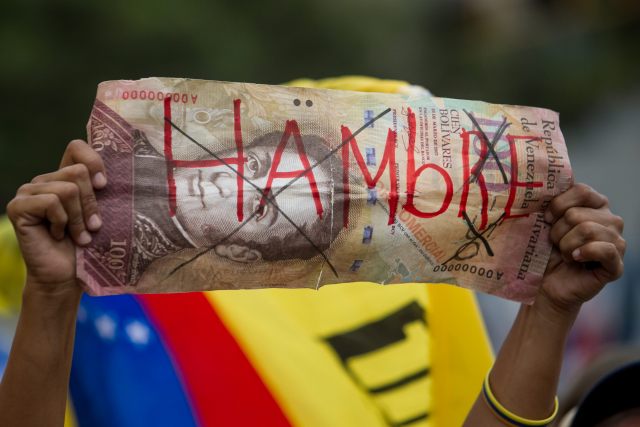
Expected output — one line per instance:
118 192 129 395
76 77 572 302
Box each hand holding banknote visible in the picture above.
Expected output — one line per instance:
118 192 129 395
2 140 106 427
464 182 625 426
6 140 106 295
538 183 625 313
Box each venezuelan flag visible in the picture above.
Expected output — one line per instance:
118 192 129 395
69 282 492 427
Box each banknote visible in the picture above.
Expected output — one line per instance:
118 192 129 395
76 77 572 302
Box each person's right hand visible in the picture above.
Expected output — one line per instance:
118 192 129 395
6 140 106 294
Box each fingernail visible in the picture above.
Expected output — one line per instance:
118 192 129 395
78 231 92 245
544 210 553 223
88 214 102 230
572 249 582 261
93 172 107 188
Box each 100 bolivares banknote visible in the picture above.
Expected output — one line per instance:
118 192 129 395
76 77 572 302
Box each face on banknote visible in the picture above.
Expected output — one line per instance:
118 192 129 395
76 77 572 302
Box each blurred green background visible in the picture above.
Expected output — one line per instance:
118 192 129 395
1 0 639 389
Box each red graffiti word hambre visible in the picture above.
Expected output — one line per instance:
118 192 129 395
164 97 542 229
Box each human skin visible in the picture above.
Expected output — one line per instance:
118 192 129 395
1 140 105 427
1 140 625 427
463 183 625 425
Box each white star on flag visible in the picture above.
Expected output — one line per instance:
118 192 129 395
95 314 117 340
125 320 150 346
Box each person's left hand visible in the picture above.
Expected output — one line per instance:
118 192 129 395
538 183 625 314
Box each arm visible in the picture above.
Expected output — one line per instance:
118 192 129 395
464 184 625 426
0 140 106 427
0 282 82 425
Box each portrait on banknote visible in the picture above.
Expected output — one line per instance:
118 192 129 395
127 128 349 282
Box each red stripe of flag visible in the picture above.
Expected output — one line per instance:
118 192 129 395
139 293 292 427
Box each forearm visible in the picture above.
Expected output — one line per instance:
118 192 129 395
0 279 81 427
464 294 579 426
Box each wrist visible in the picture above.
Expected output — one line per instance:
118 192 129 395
23 277 83 307
527 290 581 331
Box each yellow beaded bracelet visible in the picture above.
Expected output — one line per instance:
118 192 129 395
482 372 559 426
